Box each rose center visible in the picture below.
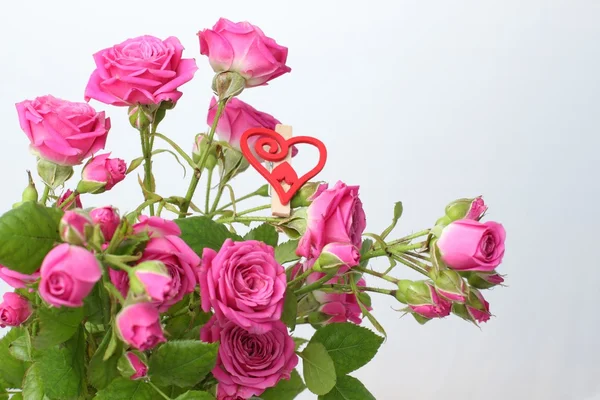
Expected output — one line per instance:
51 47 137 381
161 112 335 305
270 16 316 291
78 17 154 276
48 272 74 298
480 234 496 258
0 309 14 324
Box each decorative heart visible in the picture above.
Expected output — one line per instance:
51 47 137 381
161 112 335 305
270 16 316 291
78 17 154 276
240 128 327 205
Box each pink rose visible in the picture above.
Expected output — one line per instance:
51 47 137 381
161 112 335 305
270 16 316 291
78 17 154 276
90 206 120 242
59 210 93 245
57 189 82 210
437 219 506 272
81 153 126 192
201 317 298 399
466 197 488 220
119 352 148 380
313 242 360 274
198 239 286 334
307 272 366 325
298 181 367 259
137 236 199 312
132 215 181 238
199 18 291 87
39 244 102 307
0 292 32 327
207 97 280 150
109 268 129 299
133 261 173 302
463 289 492 323
85 35 198 106
0 267 39 289
397 281 452 320
116 303 166 351
16 95 110 166
467 270 505 289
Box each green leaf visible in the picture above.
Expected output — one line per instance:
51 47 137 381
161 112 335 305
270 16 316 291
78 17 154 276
349 275 386 337
380 201 403 240
126 157 144 174
37 327 85 400
88 330 123 390
310 323 383 376
9 330 32 361
0 327 29 387
164 313 194 339
149 340 219 387
0 202 62 274
84 282 111 325
33 306 84 349
318 375 375 400
11 394 23 400
281 290 298 331
23 364 50 400
259 369 305 400
300 342 336 395
243 223 278 247
275 240 300 264
358 239 373 268
94 378 156 400
175 217 242 256
293 337 308 351
173 391 216 400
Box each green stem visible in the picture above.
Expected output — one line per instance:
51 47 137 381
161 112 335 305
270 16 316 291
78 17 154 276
397 253 432 272
140 129 155 216
60 190 79 208
180 99 227 216
362 241 426 261
217 191 260 212
355 266 399 284
148 381 172 400
102 256 134 273
132 198 163 217
40 185 50 205
321 284 395 295
296 316 310 325
216 215 280 224
391 254 429 276
384 229 431 247
295 272 336 296
287 267 314 288
104 282 125 305
210 185 226 214
204 168 213 214
236 204 271 217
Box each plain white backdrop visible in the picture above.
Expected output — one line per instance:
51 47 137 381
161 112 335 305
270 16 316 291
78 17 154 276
1 1 599 399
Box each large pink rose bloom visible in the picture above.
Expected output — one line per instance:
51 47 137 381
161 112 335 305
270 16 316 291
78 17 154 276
85 35 198 106
201 317 298 399
199 18 291 87
207 97 279 150
437 219 506 272
16 95 110 166
137 236 199 312
39 244 102 307
198 239 286 334
298 181 367 259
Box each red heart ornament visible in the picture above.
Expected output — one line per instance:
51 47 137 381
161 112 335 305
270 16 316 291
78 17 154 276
240 128 327 206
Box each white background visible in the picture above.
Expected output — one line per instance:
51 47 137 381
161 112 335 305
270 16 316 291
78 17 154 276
1 1 599 399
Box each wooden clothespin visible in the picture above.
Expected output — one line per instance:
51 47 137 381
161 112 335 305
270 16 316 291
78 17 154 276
271 124 292 217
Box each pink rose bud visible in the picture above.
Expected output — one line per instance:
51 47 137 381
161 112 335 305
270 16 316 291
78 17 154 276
90 206 120 242
396 280 452 323
79 153 126 194
467 271 505 289
312 242 360 274
207 97 280 151
16 95 110 166
0 266 39 289
0 292 32 327
291 182 325 208
39 244 102 307
85 35 198 106
128 105 153 131
117 351 148 380
130 261 173 302
198 239 285 334
201 316 298 399
198 18 291 88
430 269 468 303
453 289 492 324
57 189 82 210
132 215 181 238
116 303 166 351
444 196 488 222
437 219 506 272
59 210 93 245
109 268 129 299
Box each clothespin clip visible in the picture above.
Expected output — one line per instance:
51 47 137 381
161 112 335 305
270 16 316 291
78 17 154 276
270 124 292 217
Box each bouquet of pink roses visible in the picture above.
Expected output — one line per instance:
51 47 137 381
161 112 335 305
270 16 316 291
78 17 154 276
0 18 506 400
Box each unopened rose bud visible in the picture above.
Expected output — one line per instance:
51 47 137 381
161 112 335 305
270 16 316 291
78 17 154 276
37 158 74 190
90 206 120 242
128 105 154 131
118 351 148 380
116 303 166 351
312 242 360 274
192 133 218 170
212 71 245 100
130 261 172 302
466 271 505 289
57 189 82 210
291 182 326 208
59 210 94 245
430 269 468 303
445 196 487 222
21 171 38 202
79 153 127 194
255 184 270 197
0 292 32 327
452 288 491 324
396 280 452 321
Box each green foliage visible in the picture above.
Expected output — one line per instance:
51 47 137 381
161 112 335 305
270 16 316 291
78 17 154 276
149 340 219 387
275 240 300 264
310 323 383 376
94 378 157 400
175 216 242 256
300 342 336 395
22 364 49 400
84 282 111 325
0 202 62 274
259 369 306 400
33 306 84 350
281 290 298 331
88 330 123 390
9 330 33 362
173 391 216 399
0 328 29 388
243 223 278 247
318 375 376 400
